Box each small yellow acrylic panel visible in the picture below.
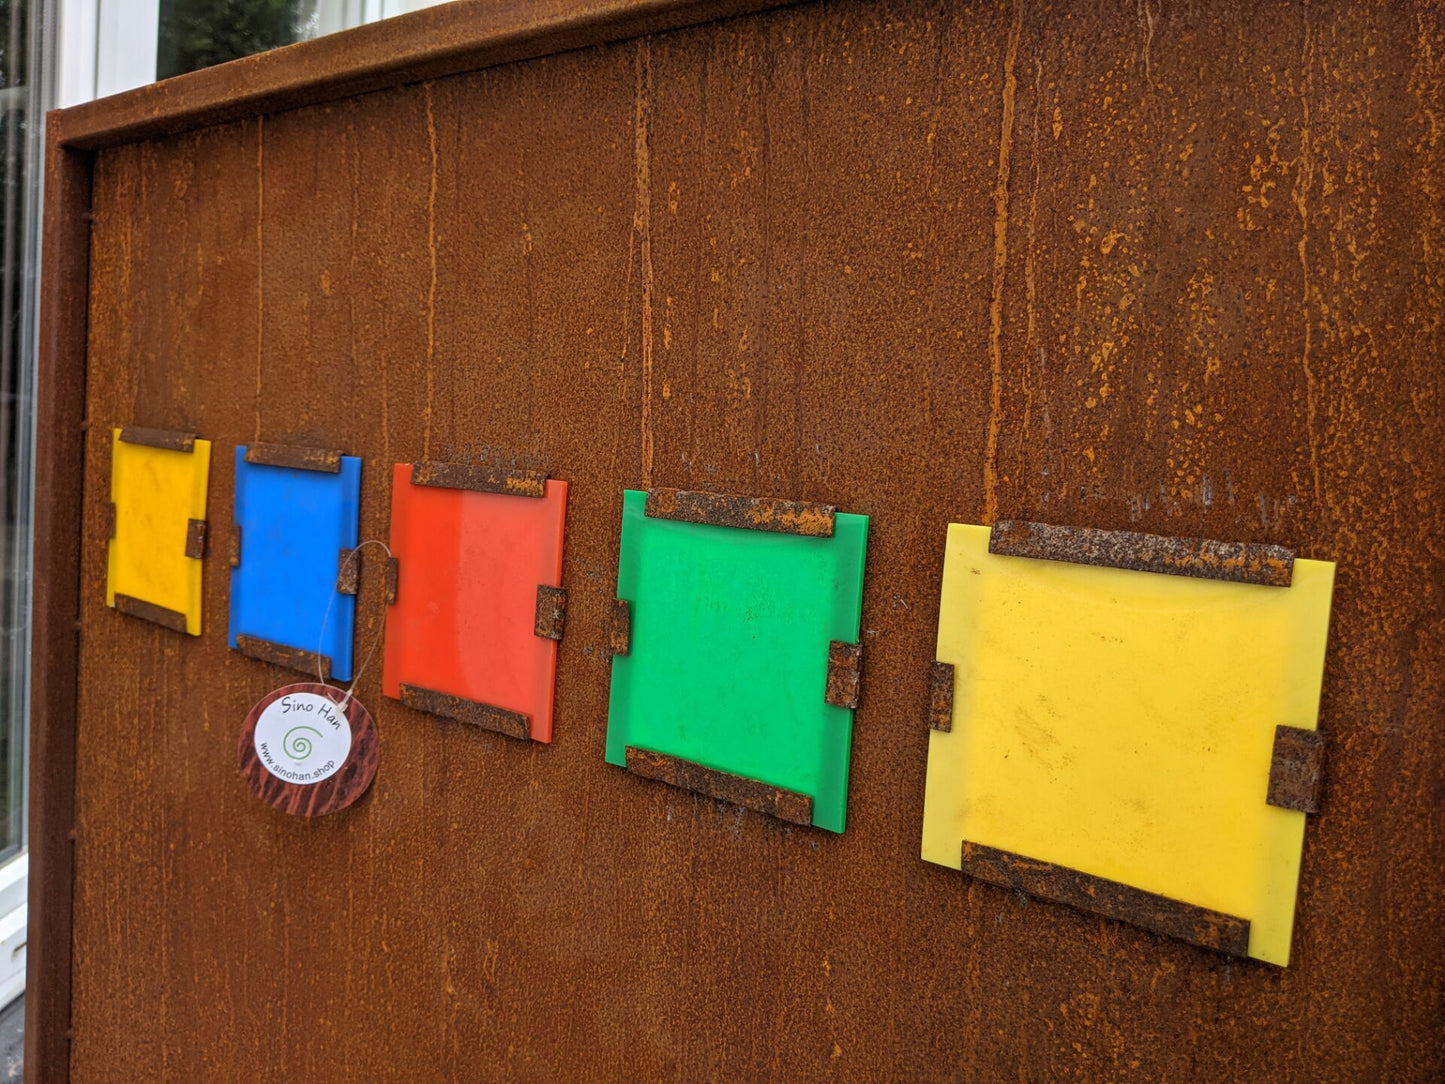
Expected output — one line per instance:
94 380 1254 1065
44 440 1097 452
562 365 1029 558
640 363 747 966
922 524 1334 965
106 430 212 635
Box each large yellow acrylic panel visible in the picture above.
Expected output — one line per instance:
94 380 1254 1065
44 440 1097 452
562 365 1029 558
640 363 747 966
105 430 212 635
922 524 1334 965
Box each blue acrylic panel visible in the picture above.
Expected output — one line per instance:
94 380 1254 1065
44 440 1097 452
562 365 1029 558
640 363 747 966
229 447 363 680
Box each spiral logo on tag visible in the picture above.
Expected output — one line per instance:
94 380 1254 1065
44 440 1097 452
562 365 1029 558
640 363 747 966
252 690 352 785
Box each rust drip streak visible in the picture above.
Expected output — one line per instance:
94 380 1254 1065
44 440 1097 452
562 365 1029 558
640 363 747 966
984 0 1023 525
423 82 439 461
635 40 655 489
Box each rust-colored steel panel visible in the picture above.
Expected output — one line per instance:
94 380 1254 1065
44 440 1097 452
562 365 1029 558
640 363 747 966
40 0 1444 1080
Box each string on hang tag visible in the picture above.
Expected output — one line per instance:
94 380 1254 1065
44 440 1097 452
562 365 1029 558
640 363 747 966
316 537 392 714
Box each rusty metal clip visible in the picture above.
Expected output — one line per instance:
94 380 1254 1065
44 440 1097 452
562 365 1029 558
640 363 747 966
1267 725 1325 813
119 426 197 452
609 599 632 656
645 487 836 537
959 840 1251 958
244 443 342 473
336 548 360 596
113 593 188 634
534 585 567 640
929 661 955 732
989 520 1295 587
825 641 861 708
184 519 207 559
235 634 331 680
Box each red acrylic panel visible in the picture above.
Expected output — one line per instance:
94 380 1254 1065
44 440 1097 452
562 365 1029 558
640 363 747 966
383 463 568 742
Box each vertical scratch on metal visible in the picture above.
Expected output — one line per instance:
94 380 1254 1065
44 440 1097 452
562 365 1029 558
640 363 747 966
253 116 264 444
635 39 655 489
1295 1 1323 511
423 82 439 460
984 0 1023 524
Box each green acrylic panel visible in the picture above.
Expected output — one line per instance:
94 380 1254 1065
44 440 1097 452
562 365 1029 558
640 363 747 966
605 489 869 833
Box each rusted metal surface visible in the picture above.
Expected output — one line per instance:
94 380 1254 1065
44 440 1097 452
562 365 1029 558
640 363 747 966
184 518 207 559
399 683 530 741
243 442 342 473
534 584 568 640
411 460 548 497
27 125 91 1082
1267 725 1326 814
624 746 813 827
336 547 360 596
645 486 836 537
608 599 631 656
234 634 331 681
385 557 399 606
824 640 861 708
929 661 955 732
117 426 196 452
49 0 1445 1080
101 501 115 540
228 525 242 569
112 593 188 634
959 841 1252 959
990 520 1295 587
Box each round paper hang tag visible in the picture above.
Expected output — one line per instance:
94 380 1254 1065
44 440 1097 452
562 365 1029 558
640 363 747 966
239 683 378 816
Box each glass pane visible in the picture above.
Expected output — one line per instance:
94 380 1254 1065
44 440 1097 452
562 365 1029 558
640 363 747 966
0 0 41 861
157 0 322 80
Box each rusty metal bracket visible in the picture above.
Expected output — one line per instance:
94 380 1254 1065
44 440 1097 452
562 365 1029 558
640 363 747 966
337 548 360 596
959 840 1251 958
235 634 331 681
102 501 116 540
184 519 207 559
989 520 1295 588
385 557 399 605
825 641 861 708
228 524 242 569
411 460 547 498
244 443 342 473
645 487 836 537
118 426 197 452
113 593 188 634
399 683 530 740
1267 725 1325 813
625 746 814 827
608 599 631 656
929 661 955 732
534 585 567 640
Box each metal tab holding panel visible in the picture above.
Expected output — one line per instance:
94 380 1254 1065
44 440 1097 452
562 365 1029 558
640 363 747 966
235 633 331 681
608 599 631 656
1267 725 1326 813
644 487 836 537
337 548 360 596
989 520 1295 587
184 519 207 559
959 840 1252 958
113 593 189 634
399 683 530 740
243 443 343 473
118 426 197 452
385 557 399 605
929 661 955 732
410 460 548 498
824 640 861 708
534 585 567 640
625 746 814 827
